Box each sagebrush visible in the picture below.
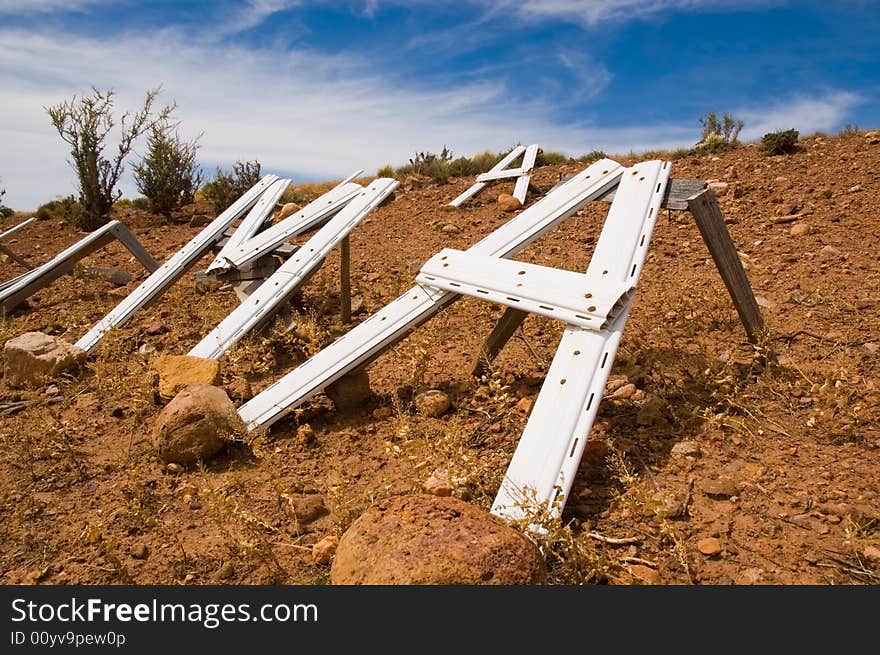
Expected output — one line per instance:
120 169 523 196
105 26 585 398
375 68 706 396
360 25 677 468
133 118 203 219
202 160 263 214
46 87 173 230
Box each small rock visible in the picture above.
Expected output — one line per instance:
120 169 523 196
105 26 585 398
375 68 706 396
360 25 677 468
605 378 629 393
515 396 533 413
312 535 339 565
789 223 812 237
226 376 253 402
152 384 244 466
697 537 722 556
863 545 880 562
440 223 461 234
724 165 738 179
296 423 317 446
497 194 523 212
152 355 221 401
43 384 60 397
755 296 775 309
820 245 841 258
864 342 879 354
130 543 149 560
3 332 86 388
670 440 701 457
847 184 862 194
276 202 301 220
144 320 168 336
165 462 184 474
414 390 451 417
708 181 729 196
701 478 739 498
216 561 236 580
372 406 393 420
423 469 453 497
189 214 212 228
350 295 365 315
608 383 636 399
138 343 157 357
865 131 880 145
629 564 661 585
290 494 329 525
325 368 372 411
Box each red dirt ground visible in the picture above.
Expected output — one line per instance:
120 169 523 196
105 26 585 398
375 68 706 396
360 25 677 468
0 131 877 585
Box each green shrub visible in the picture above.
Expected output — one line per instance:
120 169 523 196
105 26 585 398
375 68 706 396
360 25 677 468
761 129 799 155
132 118 203 219
576 149 607 163
376 164 394 178
33 196 86 225
535 150 568 166
693 111 744 154
0 181 12 218
396 147 454 184
202 160 262 214
838 123 860 136
46 87 173 230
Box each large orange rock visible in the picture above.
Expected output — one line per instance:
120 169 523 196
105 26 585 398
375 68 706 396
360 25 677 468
3 332 86 388
330 494 547 585
152 355 221 400
497 193 523 212
152 384 244 466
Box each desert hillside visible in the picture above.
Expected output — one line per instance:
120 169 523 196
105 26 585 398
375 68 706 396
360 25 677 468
0 131 878 585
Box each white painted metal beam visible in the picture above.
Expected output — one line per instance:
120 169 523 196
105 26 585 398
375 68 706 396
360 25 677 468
512 144 539 204
0 220 157 313
74 175 279 354
208 172 364 272
206 177 290 269
476 167 525 182
238 159 625 431
189 178 399 360
448 146 527 207
491 160 671 524
417 248 630 330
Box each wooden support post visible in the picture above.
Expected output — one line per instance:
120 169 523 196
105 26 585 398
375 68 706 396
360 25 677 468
687 188 766 343
110 223 159 272
471 307 528 378
340 235 351 324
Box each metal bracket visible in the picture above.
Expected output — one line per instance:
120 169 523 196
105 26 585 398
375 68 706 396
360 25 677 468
417 248 631 330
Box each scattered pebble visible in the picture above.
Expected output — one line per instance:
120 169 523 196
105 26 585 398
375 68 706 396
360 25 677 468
312 535 339 565
697 537 723 556
670 440 701 457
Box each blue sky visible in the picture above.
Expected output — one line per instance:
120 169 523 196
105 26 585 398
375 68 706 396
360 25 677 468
1 0 878 209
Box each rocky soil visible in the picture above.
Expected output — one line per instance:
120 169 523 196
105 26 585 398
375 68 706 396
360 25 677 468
0 131 878 585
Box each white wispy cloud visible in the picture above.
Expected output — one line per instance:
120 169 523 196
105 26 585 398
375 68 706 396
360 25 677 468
0 25 860 209
0 0 113 13
737 92 862 139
